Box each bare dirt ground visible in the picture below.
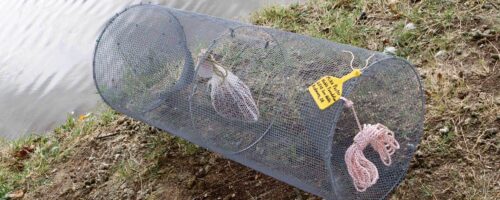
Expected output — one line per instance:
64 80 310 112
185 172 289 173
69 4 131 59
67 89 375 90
3 115 318 200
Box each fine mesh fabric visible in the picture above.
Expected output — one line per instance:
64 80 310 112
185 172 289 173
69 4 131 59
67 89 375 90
93 4 425 199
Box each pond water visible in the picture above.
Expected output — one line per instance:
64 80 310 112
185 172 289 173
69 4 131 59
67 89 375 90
0 0 301 139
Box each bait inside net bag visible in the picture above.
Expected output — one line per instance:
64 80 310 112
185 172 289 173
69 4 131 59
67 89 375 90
93 4 425 199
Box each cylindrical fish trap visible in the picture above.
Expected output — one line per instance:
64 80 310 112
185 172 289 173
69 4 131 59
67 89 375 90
93 4 424 199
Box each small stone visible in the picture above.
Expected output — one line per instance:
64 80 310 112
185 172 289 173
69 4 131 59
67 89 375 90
464 117 472 125
435 50 447 59
384 46 397 55
404 23 416 30
439 126 449 134
99 163 110 170
6 190 24 199
492 54 500 60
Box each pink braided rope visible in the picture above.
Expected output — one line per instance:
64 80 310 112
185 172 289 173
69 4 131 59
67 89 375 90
341 97 400 192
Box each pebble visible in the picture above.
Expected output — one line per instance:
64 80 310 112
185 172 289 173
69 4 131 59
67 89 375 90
6 190 24 199
439 126 450 134
492 54 499 60
435 50 447 59
99 162 110 170
404 23 416 30
383 46 397 55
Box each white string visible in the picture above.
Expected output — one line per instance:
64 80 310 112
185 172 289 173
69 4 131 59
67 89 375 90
342 50 356 71
342 50 375 71
361 54 375 71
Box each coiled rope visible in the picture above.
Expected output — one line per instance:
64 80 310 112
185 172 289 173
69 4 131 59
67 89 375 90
341 97 400 192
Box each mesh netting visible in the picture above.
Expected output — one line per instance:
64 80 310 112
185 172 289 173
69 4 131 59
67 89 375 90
93 4 424 199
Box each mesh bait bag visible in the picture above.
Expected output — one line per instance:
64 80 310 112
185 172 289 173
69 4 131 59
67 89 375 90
93 4 425 199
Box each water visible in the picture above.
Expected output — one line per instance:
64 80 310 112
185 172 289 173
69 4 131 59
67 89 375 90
0 0 300 139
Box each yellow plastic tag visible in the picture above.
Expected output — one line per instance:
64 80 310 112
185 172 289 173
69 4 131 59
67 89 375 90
308 69 361 110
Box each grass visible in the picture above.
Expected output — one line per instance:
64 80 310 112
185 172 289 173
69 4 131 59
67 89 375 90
0 106 211 199
1 0 498 199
